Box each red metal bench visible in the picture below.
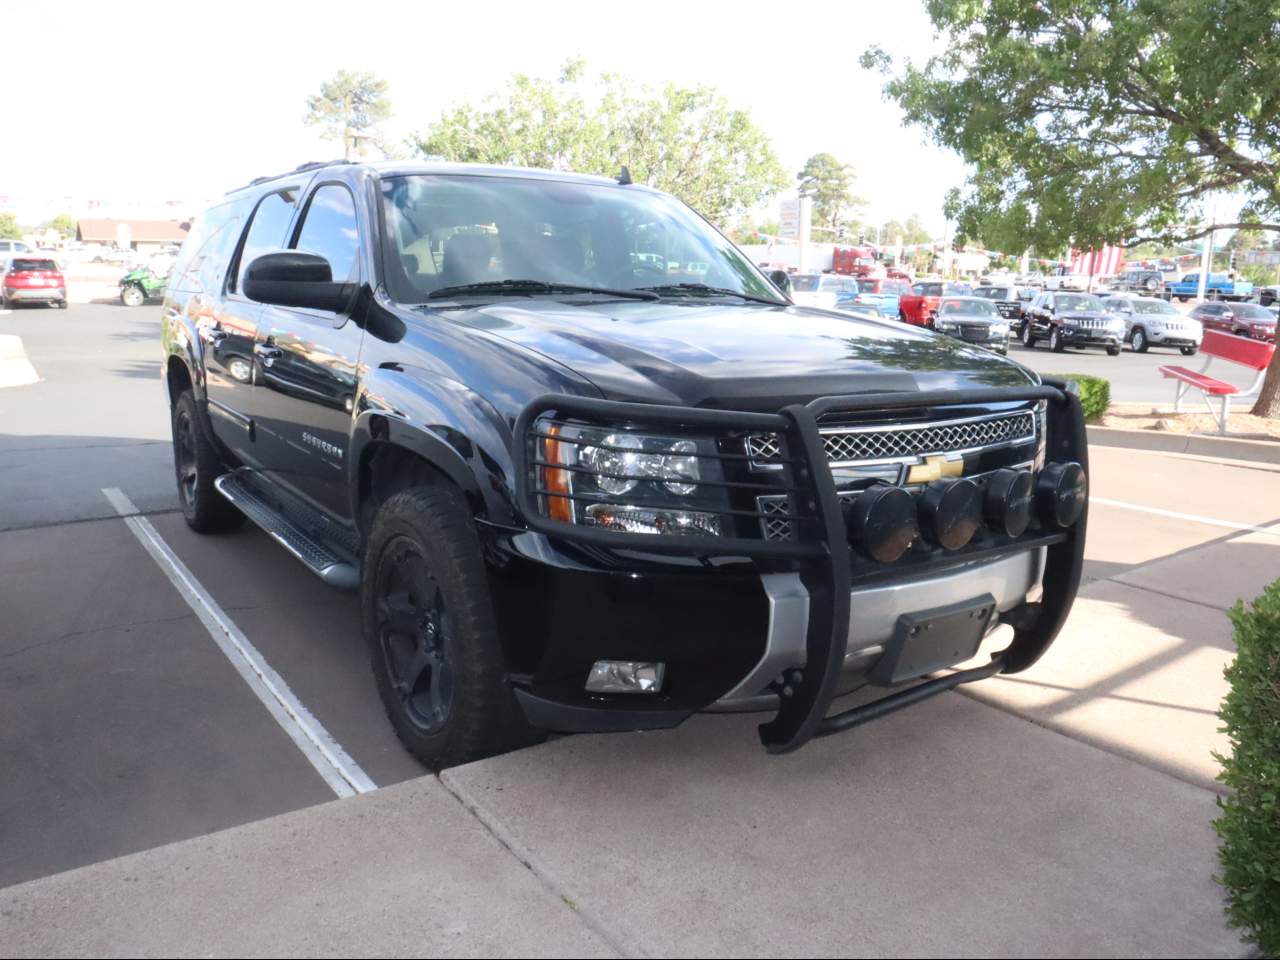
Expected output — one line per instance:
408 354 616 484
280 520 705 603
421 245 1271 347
1159 329 1275 433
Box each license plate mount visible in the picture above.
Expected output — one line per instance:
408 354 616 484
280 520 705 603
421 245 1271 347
868 594 996 686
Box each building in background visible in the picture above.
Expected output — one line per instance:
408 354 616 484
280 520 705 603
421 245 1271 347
76 219 189 254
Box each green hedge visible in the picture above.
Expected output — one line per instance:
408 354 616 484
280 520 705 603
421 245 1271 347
1061 374 1111 423
1215 578 1280 957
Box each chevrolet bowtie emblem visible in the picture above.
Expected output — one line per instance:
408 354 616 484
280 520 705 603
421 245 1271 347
906 454 965 485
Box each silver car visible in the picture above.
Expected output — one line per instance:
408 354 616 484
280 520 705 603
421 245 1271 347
932 295 1011 354
1103 295 1203 355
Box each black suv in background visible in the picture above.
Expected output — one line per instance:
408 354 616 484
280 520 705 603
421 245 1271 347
161 160 1088 768
1021 291 1125 355
1111 269 1168 297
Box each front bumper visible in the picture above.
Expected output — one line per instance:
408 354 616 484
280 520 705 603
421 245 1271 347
510 383 1088 753
1059 326 1121 348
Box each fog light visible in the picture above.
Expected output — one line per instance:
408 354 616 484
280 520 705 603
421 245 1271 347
845 484 917 563
585 660 665 694
919 477 982 550
1036 461 1086 528
984 468 1035 538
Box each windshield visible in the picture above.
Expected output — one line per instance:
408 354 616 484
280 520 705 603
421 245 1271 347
379 174 784 304
939 298 996 316
1133 299 1177 315
1057 294 1105 312
1235 304 1275 320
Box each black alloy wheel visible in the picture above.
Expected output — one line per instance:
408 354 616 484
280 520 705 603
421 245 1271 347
173 403 199 510
373 539 455 735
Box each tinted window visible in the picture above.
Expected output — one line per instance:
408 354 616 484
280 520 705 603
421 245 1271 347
172 198 251 295
1234 304 1274 320
10 258 58 271
914 282 943 297
790 275 820 292
294 184 361 284
233 188 299 292
1056 294 1105 312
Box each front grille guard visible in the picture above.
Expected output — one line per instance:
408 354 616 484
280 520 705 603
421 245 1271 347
512 381 1088 753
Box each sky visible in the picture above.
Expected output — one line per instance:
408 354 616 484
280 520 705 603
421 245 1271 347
1 0 967 234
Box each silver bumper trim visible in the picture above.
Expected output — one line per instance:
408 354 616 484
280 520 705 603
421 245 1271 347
712 548 1045 711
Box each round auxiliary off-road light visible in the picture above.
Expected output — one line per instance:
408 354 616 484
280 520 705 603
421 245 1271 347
984 468 1035 538
919 478 982 550
845 484 918 564
1036 461 1087 528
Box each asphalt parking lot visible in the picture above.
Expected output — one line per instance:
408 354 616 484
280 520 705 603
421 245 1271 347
1 300 1276 956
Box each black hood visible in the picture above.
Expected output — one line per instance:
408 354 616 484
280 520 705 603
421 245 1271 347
439 299 1036 409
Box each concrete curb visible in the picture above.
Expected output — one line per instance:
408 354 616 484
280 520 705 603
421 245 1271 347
1088 424 1280 464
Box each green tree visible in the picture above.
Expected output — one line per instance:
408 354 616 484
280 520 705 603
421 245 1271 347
414 60 787 226
0 212 21 241
304 70 392 161
45 213 74 238
796 153 864 240
863 0 1280 417
879 213 933 247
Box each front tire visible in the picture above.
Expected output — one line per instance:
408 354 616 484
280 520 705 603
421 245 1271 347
1131 327 1149 353
1022 323 1036 348
121 285 144 307
171 391 244 533
1106 345 1121 356
1049 327 1065 352
1181 345 1199 356
363 485 541 770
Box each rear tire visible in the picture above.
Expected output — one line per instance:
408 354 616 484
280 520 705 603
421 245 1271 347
1181 346 1199 356
56 299 67 310
171 390 244 533
362 485 543 770
1106 345 1121 356
121 285 144 307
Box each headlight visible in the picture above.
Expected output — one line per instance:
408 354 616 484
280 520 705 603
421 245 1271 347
540 424 723 536
938 321 958 332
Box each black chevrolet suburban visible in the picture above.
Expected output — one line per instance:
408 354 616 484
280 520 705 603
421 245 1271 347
161 160 1087 768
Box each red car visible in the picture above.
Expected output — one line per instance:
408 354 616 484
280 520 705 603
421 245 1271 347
1189 302 1276 342
2 257 67 309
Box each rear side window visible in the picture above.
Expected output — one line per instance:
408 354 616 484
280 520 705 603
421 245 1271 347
232 188 300 293
171 198 251 295
293 184 360 284
10 259 57 272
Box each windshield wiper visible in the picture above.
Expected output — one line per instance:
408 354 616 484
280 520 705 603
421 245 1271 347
636 282 783 306
426 279 660 301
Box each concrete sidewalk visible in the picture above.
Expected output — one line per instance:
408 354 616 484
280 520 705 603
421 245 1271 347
1 691 1243 958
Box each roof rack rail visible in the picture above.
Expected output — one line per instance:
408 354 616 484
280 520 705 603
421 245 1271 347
236 159 350 192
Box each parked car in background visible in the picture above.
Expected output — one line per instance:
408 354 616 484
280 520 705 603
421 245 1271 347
1252 285 1279 307
0 240 32 261
1016 271 1046 288
789 273 857 310
1102 295 1202 354
1021 291 1124 354
897 280 946 326
932 296 1011 355
972 283 1025 324
1167 272 1254 302
1189 301 1277 341
2 256 67 308
852 278 911 317
1043 266 1091 292
1111 269 1167 296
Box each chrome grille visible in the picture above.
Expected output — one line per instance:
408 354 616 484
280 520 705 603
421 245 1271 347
750 409 1040 541
1071 318 1111 329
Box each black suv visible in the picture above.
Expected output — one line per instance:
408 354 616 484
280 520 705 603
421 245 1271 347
161 161 1087 767
1111 269 1167 297
1022 291 1125 355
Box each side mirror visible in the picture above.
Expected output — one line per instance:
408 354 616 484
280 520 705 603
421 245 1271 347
243 251 356 312
768 268 792 296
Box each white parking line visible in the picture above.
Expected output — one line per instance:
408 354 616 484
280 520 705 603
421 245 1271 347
101 487 377 798
1090 495 1280 537
0 334 39 387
